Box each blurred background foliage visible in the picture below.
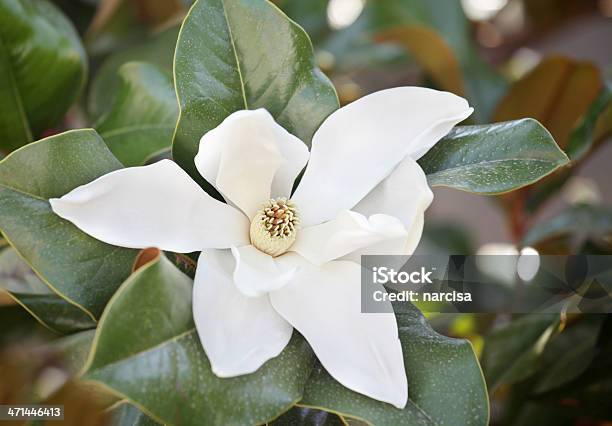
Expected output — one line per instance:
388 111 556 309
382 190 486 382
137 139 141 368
1 0 611 424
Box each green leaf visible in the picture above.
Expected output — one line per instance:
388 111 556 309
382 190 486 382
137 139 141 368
172 0 338 181
496 317 612 425
86 0 183 57
275 0 330 46
88 26 179 121
95 62 179 166
419 119 569 194
481 314 559 392
0 247 95 334
0 304 51 346
49 329 97 375
565 83 612 161
0 129 137 319
300 303 489 426
523 204 612 247
568 317 612 389
0 0 87 152
533 315 605 394
272 406 346 425
82 252 315 426
109 402 160 426
524 83 612 212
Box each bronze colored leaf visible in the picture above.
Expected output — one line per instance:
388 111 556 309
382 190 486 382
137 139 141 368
377 26 465 96
494 56 602 149
131 248 161 272
492 57 603 237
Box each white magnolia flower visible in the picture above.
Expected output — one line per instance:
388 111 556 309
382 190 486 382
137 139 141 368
50 87 472 408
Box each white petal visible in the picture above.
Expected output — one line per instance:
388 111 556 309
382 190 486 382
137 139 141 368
50 160 249 252
193 250 293 377
343 156 433 261
292 87 471 226
230 245 297 297
291 210 408 265
195 109 309 219
353 157 432 226
270 256 407 408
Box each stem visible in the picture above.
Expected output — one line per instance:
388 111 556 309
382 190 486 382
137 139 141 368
509 192 527 245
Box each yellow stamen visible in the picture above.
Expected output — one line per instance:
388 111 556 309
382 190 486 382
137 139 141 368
250 197 299 257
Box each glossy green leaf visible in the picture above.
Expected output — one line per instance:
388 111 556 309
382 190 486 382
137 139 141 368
88 26 179 121
481 314 559 392
523 204 612 247
0 0 87 152
0 247 95 334
300 303 489 426
0 129 137 319
82 253 315 426
419 119 569 194
95 62 179 166
173 0 338 181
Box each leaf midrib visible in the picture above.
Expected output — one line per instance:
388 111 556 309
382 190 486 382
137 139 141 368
424 157 562 176
100 123 175 138
0 31 32 142
221 0 248 109
0 181 46 201
85 328 196 374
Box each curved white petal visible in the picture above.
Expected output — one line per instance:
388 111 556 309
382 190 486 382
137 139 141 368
193 250 293 377
291 210 408 265
292 87 471 226
50 160 249 253
230 245 297 297
195 109 309 219
339 214 426 265
342 157 433 261
353 157 433 226
270 256 407 408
